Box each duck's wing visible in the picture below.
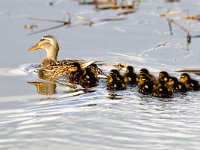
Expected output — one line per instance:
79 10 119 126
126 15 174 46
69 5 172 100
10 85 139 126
40 60 99 80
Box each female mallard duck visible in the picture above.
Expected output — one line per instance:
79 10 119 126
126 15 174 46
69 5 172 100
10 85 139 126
152 83 173 98
179 73 200 91
166 76 188 93
107 69 126 90
29 35 103 80
123 66 137 85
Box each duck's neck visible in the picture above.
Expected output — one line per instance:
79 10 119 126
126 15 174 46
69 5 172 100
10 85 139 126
42 45 59 65
46 45 59 61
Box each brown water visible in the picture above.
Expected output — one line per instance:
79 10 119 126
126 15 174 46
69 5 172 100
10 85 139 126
0 0 200 149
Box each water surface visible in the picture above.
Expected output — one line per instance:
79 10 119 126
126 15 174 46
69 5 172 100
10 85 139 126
0 0 200 149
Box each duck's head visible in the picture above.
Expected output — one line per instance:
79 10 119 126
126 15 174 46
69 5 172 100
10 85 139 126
29 35 59 62
109 69 120 76
166 77 178 87
180 73 191 83
159 71 169 79
107 74 118 83
140 68 149 74
159 71 169 83
126 66 134 73
88 63 105 76
84 67 92 74
137 74 151 85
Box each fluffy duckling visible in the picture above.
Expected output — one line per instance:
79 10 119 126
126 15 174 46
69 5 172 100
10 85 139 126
179 73 200 91
80 67 99 88
123 66 137 85
68 62 83 84
107 69 126 90
166 76 188 93
152 83 173 98
138 80 154 95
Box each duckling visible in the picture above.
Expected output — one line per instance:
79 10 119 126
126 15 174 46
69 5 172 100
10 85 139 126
107 69 126 90
166 76 188 93
137 73 152 86
68 62 83 84
79 67 99 88
138 80 154 95
179 73 200 91
140 68 156 83
158 71 170 84
152 83 173 98
123 66 137 85
109 69 124 81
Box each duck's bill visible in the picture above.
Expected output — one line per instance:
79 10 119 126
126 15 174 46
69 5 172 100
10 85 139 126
28 43 41 51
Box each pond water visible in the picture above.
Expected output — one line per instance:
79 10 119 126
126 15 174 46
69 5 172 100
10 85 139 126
0 0 200 149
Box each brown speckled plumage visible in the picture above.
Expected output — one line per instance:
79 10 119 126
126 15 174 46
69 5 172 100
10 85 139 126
29 35 104 80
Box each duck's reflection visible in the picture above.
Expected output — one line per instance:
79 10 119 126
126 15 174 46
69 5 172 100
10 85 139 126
28 81 56 95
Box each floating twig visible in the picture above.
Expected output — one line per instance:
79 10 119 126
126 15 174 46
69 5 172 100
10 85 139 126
176 69 200 73
96 4 133 10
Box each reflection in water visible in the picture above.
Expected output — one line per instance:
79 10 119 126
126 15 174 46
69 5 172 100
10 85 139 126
165 0 180 2
108 92 123 100
28 81 56 95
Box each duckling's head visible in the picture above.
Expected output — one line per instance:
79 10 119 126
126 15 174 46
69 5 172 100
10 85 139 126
140 68 149 74
159 71 169 79
84 67 92 74
126 66 134 73
167 77 178 87
109 69 120 75
137 74 151 85
180 73 190 83
68 62 81 73
29 35 59 62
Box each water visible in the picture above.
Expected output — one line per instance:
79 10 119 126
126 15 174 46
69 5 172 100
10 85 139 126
0 0 200 149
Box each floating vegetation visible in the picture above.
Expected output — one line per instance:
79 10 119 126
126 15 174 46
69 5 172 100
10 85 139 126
24 24 38 30
184 15 200 21
27 12 126 35
160 9 183 17
25 0 142 35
